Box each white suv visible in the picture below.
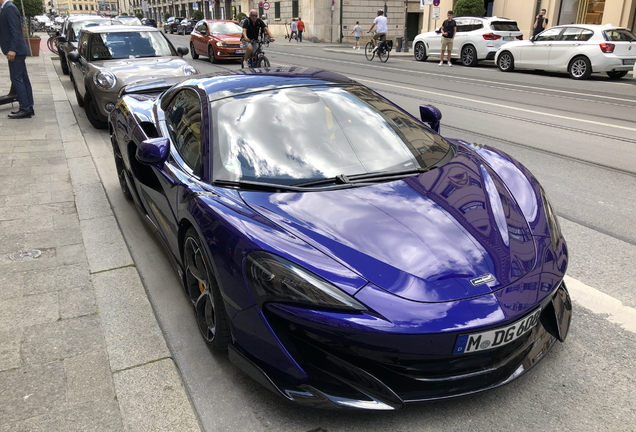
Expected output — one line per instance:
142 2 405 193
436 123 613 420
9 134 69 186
413 16 523 66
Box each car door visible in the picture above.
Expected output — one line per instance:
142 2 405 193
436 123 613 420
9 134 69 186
192 21 207 54
69 32 92 99
518 27 563 68
548 27 592 71
140 89 204 251
452 19 472 57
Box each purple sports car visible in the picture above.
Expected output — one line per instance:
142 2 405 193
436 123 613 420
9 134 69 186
109 68 571 410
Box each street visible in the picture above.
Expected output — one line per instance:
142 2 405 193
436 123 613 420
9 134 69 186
56 36 636 431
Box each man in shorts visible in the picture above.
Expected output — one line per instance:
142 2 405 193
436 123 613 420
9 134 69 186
242 9 275 68
367 10 387 51
350 21 362 49
440 11 456 66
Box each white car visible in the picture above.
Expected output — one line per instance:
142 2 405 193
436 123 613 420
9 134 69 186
413 16 523 66
495 24 636 80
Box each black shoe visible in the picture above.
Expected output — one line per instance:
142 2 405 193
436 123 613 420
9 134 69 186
10 108 34 115
8 110 33 119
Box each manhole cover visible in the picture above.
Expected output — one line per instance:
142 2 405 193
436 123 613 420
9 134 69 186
9 249 42 261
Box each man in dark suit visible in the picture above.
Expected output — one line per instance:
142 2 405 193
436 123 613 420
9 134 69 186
0 0 34 119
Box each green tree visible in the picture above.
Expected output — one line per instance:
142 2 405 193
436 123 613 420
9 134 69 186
192 10 204 21
120 12 129 16
15 0 44 36
453 0 486 17
164 12 171 21
136 13 144 19
236 12 247 22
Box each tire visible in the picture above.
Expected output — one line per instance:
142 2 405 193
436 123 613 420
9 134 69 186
183 227 230 351
208 45 218 64
190 42 199 59
73 81 84 108
606 70 627 79
497 51 515 72
60 53 69 75
569 56 592 80
110 131 132 201
378 48 389 63
414 41 427 62
461 44 479 67
84 93 107 130
257 56 270 67
365 41 375 61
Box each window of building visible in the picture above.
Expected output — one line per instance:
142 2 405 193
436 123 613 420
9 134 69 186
292 0 298 18
73 4 77 10
274 2 280 19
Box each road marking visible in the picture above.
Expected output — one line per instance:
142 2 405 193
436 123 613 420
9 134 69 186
565 275 636 334
353 77 636 133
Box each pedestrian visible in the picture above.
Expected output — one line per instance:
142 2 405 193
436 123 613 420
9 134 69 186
0 0 34 118
261 15 268 26
350 21 362 49
439 10 456 67
297 17 305 42
367 10 387 51
290 19 298 42
533 9 548 37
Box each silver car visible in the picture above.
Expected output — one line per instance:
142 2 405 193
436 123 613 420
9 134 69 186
68 25 198 129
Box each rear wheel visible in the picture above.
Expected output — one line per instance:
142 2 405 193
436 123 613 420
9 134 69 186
414 41 427 62
208 45 218 63
365 41 375 61
183 228 230 351
461 44 479 67
84 93 107 129
190 42 199 59
378 48 389 63
497 51 515 72
569 56 592 80
606 70 627 79
257 56 270 67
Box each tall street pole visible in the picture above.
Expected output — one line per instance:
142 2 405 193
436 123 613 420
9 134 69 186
402 0 409 52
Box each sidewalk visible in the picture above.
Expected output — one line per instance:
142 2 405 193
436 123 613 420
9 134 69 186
0 50 201 430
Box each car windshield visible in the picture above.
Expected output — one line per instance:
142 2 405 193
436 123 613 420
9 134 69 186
93 31 177 59
209 22 243 34
116 16 142 25
491 21 519 31
603 29 636 41
71 19 123 42
211 85 452 185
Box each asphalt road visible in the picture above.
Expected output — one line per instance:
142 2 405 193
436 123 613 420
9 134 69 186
58 35 636 431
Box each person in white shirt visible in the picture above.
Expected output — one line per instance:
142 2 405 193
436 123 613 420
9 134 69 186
367 10 387 50
261 15 268 26
290 19 298 41
350 21 363 49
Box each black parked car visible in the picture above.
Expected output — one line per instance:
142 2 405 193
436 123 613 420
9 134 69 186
141 18 157 28
176 18 194 35
163 16 184 34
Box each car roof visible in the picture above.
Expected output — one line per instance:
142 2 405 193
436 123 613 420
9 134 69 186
550 24 628 31
455 16 517 22
80 25 161 34
204 19 237 23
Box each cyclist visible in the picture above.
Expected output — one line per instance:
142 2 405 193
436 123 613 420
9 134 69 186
242 9 275 68
367 9 387 51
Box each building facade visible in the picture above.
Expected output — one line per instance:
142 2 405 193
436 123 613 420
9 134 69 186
53 0 133 16
132 0 636 43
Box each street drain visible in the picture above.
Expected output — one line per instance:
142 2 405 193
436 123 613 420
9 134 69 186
9 249 42 261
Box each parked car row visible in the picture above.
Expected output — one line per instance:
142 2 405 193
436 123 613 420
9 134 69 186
413 16 636 80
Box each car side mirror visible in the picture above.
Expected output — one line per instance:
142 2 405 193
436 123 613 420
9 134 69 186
137 137 170 166
177 46 189 56
67 51 80 63
435 28 441 34
200 30 207 35
529 35 536 42
419 105 442 134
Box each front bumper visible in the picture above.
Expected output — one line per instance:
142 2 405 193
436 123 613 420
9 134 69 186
229 283 572 410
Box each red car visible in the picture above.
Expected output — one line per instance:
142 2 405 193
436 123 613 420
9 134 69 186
190 20 245 63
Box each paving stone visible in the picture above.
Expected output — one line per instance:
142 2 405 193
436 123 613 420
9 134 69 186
0 328 23 372
0 182 30 195
0 362 67 422
93 267 169 372
0 215 54 235
23 262 90 295
65 349 115 404
31 180 73 195
74 182 113 221
63 140 90 158
81 216 133 273
0 292 59 332
21 314 104 365
0 231 26 255
25 227 83 249
0 247 56 273
4 192 51 207
59 285 97 319
50 188 74 203
0 399 123 432
55 244 87 266
67 156 101 187
0 270 26 301
53 213 80 230
113 359 201 432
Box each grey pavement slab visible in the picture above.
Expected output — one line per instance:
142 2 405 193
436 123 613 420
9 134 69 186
80 215 133 273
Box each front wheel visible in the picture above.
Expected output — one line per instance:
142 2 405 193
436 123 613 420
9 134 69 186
414 41 427 62
497 51 515 72
378 48 389 63
84 93 107 129
257 56 270 67
183 228 230 351
606 70 627 79
569 56 592 80
365 42 375 61
190 42 199 59
208 45 218 64
461 45 479 67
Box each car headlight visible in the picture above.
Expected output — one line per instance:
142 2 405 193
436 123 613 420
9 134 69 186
215 41 228 47
93 70 117 90
182 64 198 76
540 187 562 250
246 251 367 312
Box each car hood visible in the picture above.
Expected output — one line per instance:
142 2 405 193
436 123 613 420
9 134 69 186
211 33 242 42
93 57 191 82
241 148 538 303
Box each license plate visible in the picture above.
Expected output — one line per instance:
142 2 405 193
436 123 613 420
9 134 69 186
503 36 516 41
453 308 541 354
622 59 635 65
235 49 246 54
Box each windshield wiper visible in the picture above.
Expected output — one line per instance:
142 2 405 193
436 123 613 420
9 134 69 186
292 167 438 188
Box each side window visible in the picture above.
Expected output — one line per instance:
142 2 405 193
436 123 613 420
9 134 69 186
560 27 583 41
579 29 595 41
535 28 562 41
455 20 470 33
78 33 90 57
165 90 203 176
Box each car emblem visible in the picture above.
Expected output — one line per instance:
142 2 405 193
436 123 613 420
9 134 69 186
470 274 495 286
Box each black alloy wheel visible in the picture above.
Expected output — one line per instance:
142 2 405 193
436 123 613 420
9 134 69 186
606 70 627 79
365 41 375 61
208 45 218 64
84 93 108 129
461 45 479 67
414 42 427 62
569 56 592 80
183 228 230 351
110 132 132 201
497 51 515 72
378 48 389 63
190 42 199 59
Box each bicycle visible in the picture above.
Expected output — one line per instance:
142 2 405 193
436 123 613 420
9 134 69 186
365 38 392 63
241 39 271 68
